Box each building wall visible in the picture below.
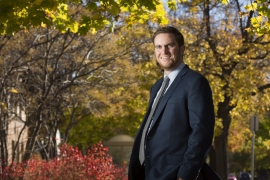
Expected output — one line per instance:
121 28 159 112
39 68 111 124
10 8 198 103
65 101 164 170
6 105 28 163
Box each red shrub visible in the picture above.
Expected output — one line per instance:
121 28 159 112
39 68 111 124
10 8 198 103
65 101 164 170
0 142 128 180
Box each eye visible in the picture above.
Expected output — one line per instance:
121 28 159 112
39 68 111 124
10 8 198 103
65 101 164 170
155 45 162 49
168 44 175 48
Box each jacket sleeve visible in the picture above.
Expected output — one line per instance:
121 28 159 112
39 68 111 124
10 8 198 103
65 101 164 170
177 75 215 180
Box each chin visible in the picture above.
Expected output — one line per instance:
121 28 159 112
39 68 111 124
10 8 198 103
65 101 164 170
157 61 173 69
160 64 173 69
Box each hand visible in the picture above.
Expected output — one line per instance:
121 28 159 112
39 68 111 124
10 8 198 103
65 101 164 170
177 177 182 180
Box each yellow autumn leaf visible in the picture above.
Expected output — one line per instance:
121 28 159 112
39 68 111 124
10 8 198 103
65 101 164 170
263 140 270 149
245 3 258 11
0 102 7 109
91 28 97 34
10 88 18 93
34 0 42 5
41 22 47 27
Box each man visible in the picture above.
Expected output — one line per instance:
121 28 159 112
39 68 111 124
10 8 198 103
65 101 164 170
128 26 215 180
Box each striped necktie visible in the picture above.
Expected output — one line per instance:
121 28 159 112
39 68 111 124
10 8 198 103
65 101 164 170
139 76 170 165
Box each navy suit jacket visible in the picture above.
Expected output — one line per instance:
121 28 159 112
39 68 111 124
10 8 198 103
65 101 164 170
128 65 215 180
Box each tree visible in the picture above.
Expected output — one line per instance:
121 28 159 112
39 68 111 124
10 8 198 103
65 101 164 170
0 1 169 173
64 24 163 148
0 26 121 169
0 0 166 35
228 114 270 178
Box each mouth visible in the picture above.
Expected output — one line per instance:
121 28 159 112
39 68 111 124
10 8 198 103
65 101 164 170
160 56 171 60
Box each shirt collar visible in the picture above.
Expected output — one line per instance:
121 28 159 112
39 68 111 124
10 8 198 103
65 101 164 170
164 62 185 83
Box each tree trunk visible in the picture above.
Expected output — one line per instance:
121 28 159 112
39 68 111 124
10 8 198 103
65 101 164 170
211 96 232 179
23 111 42 161
0 113 8 171
208 146 216 171
0 129 8 170
213 134 228 179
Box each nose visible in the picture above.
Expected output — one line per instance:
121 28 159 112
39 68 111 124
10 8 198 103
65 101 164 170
161 46 170 54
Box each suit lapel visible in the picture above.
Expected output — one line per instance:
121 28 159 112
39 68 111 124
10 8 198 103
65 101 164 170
149 78 163 110
137 78 163 135
149 65 190 132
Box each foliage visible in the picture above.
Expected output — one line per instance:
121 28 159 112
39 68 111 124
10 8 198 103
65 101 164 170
228 115 270 177
64 115 116 149
218 0 270 36
0 0 167 35
243 0 270 36
66 59 162 146
0 24 139 169
0 11 166 172
0 142 127 180
1 1 270 180
0 0 168 173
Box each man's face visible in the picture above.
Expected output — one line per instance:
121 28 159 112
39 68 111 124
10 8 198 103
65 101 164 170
154 33 185 74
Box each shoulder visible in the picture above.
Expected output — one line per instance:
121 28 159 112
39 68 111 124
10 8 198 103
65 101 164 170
184 65 208 81
149 76 163 92
153 77 163 87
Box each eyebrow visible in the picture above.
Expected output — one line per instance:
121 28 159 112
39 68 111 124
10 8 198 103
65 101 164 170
154 43 176 48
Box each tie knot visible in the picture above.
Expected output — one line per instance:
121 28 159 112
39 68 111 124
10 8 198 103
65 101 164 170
164 76 170 83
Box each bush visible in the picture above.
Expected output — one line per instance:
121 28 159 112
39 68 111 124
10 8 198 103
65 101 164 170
0 142 127 180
